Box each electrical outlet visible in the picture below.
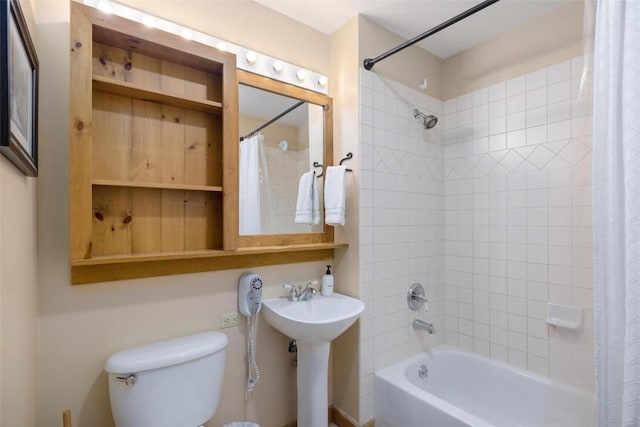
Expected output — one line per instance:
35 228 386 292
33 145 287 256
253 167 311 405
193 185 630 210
219 312 241 329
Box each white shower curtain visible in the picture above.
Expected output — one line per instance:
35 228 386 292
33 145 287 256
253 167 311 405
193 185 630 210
239 133 270 235
593 1 640 426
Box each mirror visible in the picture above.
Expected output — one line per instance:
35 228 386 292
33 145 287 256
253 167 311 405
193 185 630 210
237 71 332 241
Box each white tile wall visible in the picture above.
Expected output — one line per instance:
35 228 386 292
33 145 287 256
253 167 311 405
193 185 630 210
357 57 593 424
264 146 315 234
442 57 594 390
358 69 445 422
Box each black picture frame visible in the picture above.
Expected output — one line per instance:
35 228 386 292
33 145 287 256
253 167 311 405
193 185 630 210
0 0 38 176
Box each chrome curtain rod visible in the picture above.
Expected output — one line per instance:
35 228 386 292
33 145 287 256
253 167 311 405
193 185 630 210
363 0 501 71
240 100 305 141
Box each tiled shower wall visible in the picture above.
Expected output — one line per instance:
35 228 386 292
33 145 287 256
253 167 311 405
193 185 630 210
441 56 594 390
357 56 593 422
264 146 313 234
358 69 445 421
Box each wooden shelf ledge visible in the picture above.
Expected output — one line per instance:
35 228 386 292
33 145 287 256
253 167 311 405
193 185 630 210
92 75 223 115
92 179 223 192
70 243 349 284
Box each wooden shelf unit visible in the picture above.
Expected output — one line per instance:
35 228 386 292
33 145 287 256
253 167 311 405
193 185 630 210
70 3 346 284
70 3 239 281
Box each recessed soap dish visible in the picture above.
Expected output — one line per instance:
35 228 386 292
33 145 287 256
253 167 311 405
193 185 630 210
545 303 583 329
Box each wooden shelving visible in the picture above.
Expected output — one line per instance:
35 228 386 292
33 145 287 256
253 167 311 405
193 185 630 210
70 243 349 284
69 3 345 285
92 179 223 192
92 76 223 115
70 3 239 283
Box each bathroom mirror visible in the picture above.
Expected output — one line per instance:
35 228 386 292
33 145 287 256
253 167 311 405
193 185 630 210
237 70 334 246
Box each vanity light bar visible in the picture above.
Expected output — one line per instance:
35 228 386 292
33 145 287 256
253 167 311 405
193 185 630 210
82 0 329 94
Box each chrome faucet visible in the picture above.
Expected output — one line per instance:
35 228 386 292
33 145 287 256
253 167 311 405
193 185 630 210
283 282 318 301
298 282 317 301
413 319 435 334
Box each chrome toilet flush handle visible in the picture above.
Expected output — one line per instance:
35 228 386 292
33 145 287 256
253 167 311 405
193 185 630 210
115 374 136 387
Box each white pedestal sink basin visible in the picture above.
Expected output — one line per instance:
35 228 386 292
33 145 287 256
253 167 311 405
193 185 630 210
262 293 365 427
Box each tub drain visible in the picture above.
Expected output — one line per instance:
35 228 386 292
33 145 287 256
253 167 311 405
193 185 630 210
418 364 428 379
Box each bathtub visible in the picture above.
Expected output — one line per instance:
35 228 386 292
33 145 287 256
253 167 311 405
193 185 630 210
374 345 594 427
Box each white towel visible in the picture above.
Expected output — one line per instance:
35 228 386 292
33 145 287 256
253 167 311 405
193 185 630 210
295 171 320 225
324 165 346 226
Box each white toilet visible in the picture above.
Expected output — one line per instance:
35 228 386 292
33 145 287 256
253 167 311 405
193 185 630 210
104 331 228 427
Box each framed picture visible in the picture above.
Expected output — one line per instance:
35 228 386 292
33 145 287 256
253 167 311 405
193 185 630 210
0 0 38 176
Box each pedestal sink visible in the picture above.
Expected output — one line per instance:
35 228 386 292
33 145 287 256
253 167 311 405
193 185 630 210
262 293 365 427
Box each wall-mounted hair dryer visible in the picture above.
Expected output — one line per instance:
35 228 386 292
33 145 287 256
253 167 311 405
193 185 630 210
238 272 263 393
239 272 263 317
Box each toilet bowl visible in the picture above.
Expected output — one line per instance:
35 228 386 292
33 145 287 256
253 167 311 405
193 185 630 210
105 331 228 427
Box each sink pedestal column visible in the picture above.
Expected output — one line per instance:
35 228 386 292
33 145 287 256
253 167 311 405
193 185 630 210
296 341 330 427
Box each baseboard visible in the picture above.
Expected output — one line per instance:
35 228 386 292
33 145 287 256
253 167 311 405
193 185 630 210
361 418 375 427
282 406 370 427
332 405 358 427
282 406 333 427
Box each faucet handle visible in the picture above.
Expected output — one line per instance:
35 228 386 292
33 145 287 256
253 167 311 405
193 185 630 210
298 281 318 301
283 284 298 301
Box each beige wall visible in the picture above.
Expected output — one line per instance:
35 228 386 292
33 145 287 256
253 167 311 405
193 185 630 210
355 1 583 103
240 116 301 150
358 15 443 100
442 1 585 100
117 0 330 76
0 0 40 425
1 159 39 427
35 1 336 426
329 16 361 423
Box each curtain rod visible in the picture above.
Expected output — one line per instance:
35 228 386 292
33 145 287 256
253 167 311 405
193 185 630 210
240 101 305 141
363 0 501 71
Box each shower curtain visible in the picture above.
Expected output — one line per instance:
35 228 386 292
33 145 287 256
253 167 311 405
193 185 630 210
239 133 270 235
593 1 640 425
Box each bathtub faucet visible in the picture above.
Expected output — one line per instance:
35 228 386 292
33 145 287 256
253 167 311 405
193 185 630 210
413 319 435 334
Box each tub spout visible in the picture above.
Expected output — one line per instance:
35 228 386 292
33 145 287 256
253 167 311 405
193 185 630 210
413 319 435 334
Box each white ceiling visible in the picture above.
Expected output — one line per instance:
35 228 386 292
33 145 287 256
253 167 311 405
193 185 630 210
254 0 570 59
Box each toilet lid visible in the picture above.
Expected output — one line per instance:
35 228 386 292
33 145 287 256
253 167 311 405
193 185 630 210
105 331 228 374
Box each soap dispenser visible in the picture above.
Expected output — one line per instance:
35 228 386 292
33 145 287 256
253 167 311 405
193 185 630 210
321 265 334 296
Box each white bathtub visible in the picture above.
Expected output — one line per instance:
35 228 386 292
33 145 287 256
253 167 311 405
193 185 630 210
374 345 594 427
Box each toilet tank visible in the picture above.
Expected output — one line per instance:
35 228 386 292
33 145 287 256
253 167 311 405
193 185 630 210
105 331 228 427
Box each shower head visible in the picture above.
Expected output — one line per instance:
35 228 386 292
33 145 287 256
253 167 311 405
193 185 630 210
413 109 438 129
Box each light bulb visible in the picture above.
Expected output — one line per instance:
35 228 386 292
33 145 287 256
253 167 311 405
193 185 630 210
246 51 257 64
296 70 307 81
97 1 112 14
273 60 284 73
180 29 193 40
142 15 156 28
317 76 328 87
